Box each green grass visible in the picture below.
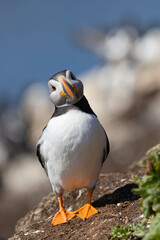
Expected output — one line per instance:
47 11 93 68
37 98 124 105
110 224 148 240
109 144 160 240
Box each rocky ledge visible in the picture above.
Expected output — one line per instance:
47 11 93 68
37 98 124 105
9 161 144 240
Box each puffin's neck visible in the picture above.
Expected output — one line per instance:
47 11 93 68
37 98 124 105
52 96 96 118
73 96 97 116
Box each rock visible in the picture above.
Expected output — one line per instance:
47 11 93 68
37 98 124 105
0 153 51 239
132 28 160 64
74 25 138 62
20 83 53 148
2 153 50 197
9 159 144 240
78 26 160 172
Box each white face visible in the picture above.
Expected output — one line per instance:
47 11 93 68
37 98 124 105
48 79 66 106
48 70 84 106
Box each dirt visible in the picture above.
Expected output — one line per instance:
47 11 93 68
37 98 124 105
9 161 144 240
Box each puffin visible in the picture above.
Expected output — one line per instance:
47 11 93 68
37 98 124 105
37 70 110 226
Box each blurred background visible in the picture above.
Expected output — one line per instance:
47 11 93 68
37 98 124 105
1 0 160 238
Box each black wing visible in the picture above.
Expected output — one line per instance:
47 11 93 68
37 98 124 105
102 129 110 165
36 127 48 175
36 143 45 169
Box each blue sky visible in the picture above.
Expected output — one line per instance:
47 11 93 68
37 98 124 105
1 0 160 102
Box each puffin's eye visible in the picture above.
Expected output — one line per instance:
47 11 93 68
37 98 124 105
52 86 56 91
70 72 76 80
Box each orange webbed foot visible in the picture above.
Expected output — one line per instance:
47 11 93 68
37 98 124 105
52 208 75 226
52 194 76 226
75 203 98 221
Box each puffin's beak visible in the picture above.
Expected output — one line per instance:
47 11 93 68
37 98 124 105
61 78 75 100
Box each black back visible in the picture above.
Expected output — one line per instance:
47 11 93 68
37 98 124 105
74 96 97 116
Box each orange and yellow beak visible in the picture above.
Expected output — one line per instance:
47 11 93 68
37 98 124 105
60 77 75 100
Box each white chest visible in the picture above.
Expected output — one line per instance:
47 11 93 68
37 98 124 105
38 109 106 193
